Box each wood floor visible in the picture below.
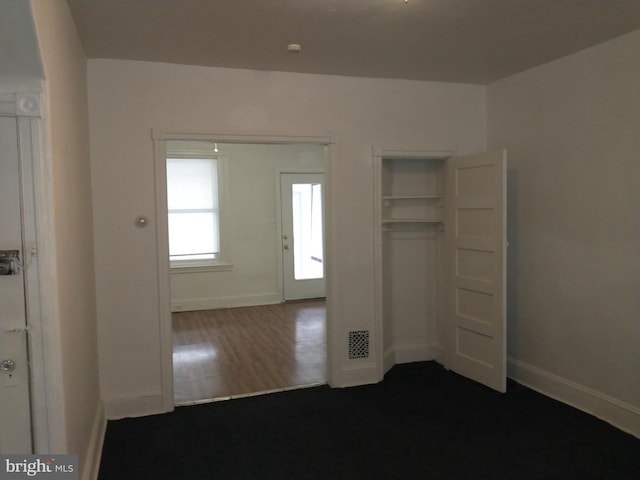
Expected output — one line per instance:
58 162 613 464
172 300 326 405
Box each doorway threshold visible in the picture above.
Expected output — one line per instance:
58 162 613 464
175 381 328 407
284 297 326 304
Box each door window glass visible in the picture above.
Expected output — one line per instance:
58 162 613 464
291 183 323 280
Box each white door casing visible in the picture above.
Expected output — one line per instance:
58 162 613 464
445 150 507 392
0 115 33 453
280 173 326 301
154 131 338 406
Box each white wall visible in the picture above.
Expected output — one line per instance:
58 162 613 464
88 59 486 416
487 30 640 436
31 0 103 477
0 0 42 78
170 142 325 311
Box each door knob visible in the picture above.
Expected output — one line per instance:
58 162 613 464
0 359 16 373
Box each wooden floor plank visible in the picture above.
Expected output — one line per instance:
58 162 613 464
172 300 326 404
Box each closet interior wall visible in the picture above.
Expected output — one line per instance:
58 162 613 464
380 157 447 373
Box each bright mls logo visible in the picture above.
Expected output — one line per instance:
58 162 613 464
0 455 77 480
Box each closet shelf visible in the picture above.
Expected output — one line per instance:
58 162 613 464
382 218 443 224
382 195 442 200
382 220 444 233
382 222 443 233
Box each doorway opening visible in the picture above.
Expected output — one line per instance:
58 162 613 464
153 135 332 407
172 300 326 404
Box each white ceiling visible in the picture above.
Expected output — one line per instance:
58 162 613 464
66 0 640 84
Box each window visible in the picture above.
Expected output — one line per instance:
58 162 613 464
166 142 227 269
291 182 324 280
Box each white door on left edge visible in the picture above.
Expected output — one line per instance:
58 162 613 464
0 116 32 453
281 173 325 301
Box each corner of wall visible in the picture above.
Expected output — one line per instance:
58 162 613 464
103 391 170 420
81 400 107 480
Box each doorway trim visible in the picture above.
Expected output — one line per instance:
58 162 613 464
0 87 65 453
152 129 338 410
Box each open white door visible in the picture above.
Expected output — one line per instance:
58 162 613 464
281 173 326 301
445 150 507 392
0 116 33 452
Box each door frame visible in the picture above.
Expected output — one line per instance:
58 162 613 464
0 88 64 452
372 146 453 382
372 145 507 391
276 170 326 301
152 130 338 410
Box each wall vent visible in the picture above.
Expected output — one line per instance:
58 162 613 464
348 330 370 359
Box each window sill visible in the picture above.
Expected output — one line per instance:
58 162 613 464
170 262 234 274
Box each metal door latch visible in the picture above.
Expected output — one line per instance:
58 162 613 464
0 359 16 373
0 250 19 275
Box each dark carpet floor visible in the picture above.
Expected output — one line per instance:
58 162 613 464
98 361 640 479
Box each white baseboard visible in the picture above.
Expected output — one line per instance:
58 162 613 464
82 401 107 480
103 391 169 420
384 342 440 375
508 357 640 439
394 343 437 364
171 293 282 312
335 362 379 388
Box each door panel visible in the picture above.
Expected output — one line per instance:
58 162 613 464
281 173 325 301
0 116 33 452
445 150 507 392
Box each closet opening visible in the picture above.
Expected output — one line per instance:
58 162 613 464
373 148 507 393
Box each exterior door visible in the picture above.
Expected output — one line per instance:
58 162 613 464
280 173 326 301
0 116 33 452
445 150 507 392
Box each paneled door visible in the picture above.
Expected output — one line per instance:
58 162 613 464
0 116 33 452
280 173 326 301
445 150 507 392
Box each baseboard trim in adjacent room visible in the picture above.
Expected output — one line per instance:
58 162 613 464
103 391 168 420
508 357 640 438
171 293 282 312
82 402 107 480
